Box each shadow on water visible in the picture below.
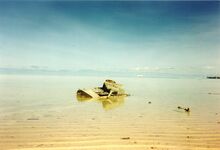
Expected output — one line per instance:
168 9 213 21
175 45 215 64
76 94 126 110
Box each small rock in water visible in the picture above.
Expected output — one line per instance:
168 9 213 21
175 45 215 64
148 101 151 104
208 92 220 95
121 137 130 140
27 118 39 121
36 144 44 147
184 108 190 112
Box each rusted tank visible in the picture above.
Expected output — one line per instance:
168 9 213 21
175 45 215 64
76 79 128 99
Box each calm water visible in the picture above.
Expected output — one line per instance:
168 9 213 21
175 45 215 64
0 75 220 150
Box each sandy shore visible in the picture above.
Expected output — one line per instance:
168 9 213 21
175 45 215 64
0 75 220 150
1 103 220 150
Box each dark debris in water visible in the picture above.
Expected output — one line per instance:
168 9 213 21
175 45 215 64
208 92 220 95
177 106 190 112
121 137 130 140
27 118 39 121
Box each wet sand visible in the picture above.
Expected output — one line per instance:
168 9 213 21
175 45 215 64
0 75 220 150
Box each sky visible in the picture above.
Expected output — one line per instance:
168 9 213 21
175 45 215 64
0 1 219 76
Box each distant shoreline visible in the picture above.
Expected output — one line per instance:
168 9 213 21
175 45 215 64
207 76 220 79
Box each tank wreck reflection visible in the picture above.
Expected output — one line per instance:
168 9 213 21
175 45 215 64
76 95 126 110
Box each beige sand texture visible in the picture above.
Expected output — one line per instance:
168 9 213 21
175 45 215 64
0 75 220 150
1 113 220 150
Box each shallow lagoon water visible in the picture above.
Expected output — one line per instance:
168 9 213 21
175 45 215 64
0 75 220 150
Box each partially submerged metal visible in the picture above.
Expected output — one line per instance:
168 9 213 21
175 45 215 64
76 80 128 110
77 79 128 99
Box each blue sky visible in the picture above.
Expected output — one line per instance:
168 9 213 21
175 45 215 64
0 1 219 76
